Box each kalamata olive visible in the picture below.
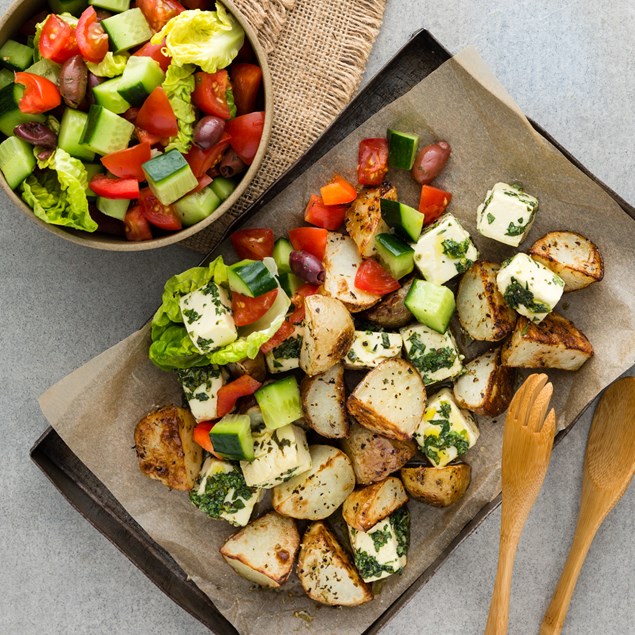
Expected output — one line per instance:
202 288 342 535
411 140 452 185
59 55 87 109
219 148 245 178
193 116 225 149
289 250 326 285
37 148 54 161
122 107 140 124
94 9 112 21
14 122 57 148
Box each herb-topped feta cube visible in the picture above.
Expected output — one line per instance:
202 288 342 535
264 325 303 373
344 330 402 370
180 280 237 353
413 213 479 285
414 388 480 468
177 365 225 422
497 253 564 323
477 182 539 247
400 323 463 385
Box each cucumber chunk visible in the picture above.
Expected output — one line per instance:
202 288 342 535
227 259 278 297
0 68 12 90
0 83 45 136
92 76 131 114
278 271 303 297
58 108 95 161
380 198 423 242
0 136 36 189
84 163 103 198
97 196 129 220
142 149 198 205
174 186 221 226
89 0 130 12
210 414 255 461
24 58 61 83
49 0 89 15
255 376 303 430
81 104 134 155
102 8 153 53
210 176 236 201
387 129 419 170
116 56 164 106
273 237 293 275
375 233 415 280
405 279 456 334
0 40 33 71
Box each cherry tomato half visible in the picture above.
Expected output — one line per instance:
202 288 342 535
38 15 79 64
260 319 295 354
192 70 232 119
133 38 171 72
14 72 61 114
216 375 262 418
419 185 452 225
137 0 185 32
124 205 153 241
230 228 274 260
231 288 278 327
354 258 400 295
76 7 108 64
357 138 389 186
225 112 265 165
185 133 231 178
304 194 347 230
231 63 262 115
101 142 151 181
288 227 328 261
136 87 178 138
139 188 182 231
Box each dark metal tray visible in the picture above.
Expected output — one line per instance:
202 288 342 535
31 30 635 635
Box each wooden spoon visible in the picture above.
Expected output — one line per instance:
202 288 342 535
540 376 635 634
485 373 556 635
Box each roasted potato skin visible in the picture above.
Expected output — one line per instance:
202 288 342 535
342 476 408 531
226 353 267 382
362 277 414 329
301 363 350 438
134 405 202 491
400 463 471 507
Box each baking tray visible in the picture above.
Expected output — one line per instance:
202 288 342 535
31 30 635 635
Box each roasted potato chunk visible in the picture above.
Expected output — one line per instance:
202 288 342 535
453 347 515 416
529 230 604 292
342 476 408 532
226 352 267 382
501 311 593 370
400 463 471 507
344 183 396 258
220 512 300 588
362 277 414 329
456 261 517 341
297 521 373 606
347 358 426 440
301 362 349 438
134 405 202 491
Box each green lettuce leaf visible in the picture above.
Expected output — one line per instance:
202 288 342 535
226 86 237 119
162 63 196 153
86 52 130 78
33 13 78 62
151 5 244 73
149 325 212 371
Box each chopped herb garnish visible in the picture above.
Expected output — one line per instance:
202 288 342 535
390 507 410 558
273 335 302 360
503 277 550 314
354 550 395 580
505 220 527 237
486 212 495 224
406 334 457 384
370 524 393 551
423 403 470 464
381 333 391 348
189 466 255 520
182 308 202 323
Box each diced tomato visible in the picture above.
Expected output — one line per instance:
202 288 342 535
419 185 452 225
288 284 319 324
216 375 262 418
225 112 265 165
304 194 346 230
101 142 151 181
192 174 212 193
14 72 61 114
39 15 79 64
137 0 185 32
357 138 389 186
133 38 171 72
138 188 182 231
90 174 140 199
135 127 166 146
124 205 153 241
192 422 222 458
185 133 231 178
192 70 232 119
230 228 274 260
231 63 262 115
232 288 278 327
76 7 108 63
288 227 328 261
260 320 295 354
354 259 400 295
320 175 357 206
136 87 178 138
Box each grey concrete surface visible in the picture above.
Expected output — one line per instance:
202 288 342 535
0 1 633 634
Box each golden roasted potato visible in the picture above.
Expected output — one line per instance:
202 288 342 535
362 277 414 329
342 422 417 485
226 352 267 382
346 358 426 440
134 405 202 491
299 295 354 376
400 463 471 507
344 183 396 258
456 261 518 341
297 521 373 606
529 230 604 292
453 347 515 416
301 362 349 438
501 311 593 370
220 512 300 588
342 476 408 532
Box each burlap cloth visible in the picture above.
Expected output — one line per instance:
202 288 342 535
183 0 387 252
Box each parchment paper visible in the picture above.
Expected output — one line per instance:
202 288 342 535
39 49 635 635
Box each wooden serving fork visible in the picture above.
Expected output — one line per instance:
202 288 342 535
485 373 556 635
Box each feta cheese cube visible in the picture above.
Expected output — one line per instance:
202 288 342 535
180 281 237 354
264 325 303 374
240 424 311 489
400 323 463 385
477 182 539 247
413 213 479 285
344 330 403 370
176 365 226 422
414 387 480 468
497 253 565 323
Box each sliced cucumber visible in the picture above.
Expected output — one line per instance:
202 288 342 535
0 68 12 90
81 104 134 155
387 129 419 170
174 186 221 226
255 376 303 430
0 83 45 136
97 196 129 220
117 55 164 106
273 237 293 275
89 0 130 12
0 136 36 189
227 259 278 297
380 198 423 242
405 279 456 334
0 40 33 71
92 76 131 114
278 271 303 297
102 8 153 53
142 149 198 205
375 233 415 280
210 414 255 461
24 58 61 83
210 176 236 201
84 163 103 198
58 108 95 161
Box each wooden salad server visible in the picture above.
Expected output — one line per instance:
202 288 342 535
540 376 635 634
485 373 556 635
